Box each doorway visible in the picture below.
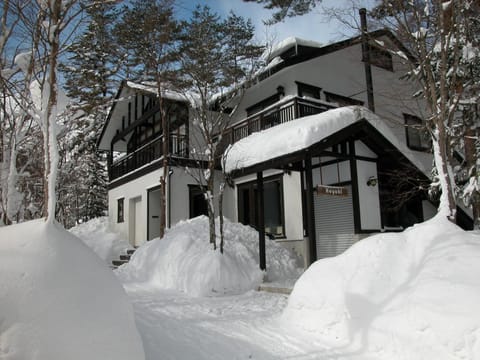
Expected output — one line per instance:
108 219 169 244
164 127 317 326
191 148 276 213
148 186 162 240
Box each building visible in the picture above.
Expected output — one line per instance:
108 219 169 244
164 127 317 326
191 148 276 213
97 29 470 268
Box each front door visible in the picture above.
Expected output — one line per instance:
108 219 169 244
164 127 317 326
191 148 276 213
148 186 162 240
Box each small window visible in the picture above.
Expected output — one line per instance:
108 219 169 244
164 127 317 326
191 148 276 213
404 114 431 151
296 82 321 99
325 91 364 107
117 198 124 223
189 185 208 218
366 44 393 71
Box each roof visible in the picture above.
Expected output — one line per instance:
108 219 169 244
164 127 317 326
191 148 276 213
223 106 429 176
255 29 416 82
97 80 193 150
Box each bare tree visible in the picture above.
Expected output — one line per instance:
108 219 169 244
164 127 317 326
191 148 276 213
176 6 263 250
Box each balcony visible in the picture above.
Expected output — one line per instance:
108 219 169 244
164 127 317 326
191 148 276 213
110 134 188 181
222 96 336 148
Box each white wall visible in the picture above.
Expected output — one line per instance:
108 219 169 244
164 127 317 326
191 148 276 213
356 159 382 230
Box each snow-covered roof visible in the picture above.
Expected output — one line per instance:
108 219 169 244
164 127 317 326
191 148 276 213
125 81 198 105
223 106 429 175
263 36 323 63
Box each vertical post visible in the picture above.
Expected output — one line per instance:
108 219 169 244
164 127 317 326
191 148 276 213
305 153 317 265
257 171 266 271
360 8 375 112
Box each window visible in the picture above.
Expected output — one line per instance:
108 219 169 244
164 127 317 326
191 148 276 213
237 176 285 238
404 114 431 151
246 93 281 117
325 91 364 107
366 44 393 71
189 185 208 218
296 82 321 99
117 198 124 223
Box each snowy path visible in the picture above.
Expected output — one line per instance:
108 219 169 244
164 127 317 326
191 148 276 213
125 286 335 360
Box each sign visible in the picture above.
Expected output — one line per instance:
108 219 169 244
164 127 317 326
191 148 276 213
315 185 349 197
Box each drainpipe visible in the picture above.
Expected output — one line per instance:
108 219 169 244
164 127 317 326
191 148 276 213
360 8 375 112
167 168 173 228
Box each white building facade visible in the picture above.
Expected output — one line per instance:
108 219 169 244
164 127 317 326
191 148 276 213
98 30 471 267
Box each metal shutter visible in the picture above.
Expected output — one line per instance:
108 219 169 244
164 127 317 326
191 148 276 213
314 185 357 259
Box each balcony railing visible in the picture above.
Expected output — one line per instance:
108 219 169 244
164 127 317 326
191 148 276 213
221 97 336 149
110 134 188 181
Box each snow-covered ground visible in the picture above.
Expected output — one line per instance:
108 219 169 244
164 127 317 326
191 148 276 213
69 216 132 263
2 215 480 359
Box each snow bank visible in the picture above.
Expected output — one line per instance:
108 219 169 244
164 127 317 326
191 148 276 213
0 219 145 360
116 216 302 297
282 216 480 359
69 217 132 263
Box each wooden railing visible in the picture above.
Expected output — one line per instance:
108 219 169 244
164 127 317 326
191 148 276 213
220 96 336 151
110 134 188 180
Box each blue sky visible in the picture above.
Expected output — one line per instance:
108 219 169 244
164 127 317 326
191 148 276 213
175 0 376 46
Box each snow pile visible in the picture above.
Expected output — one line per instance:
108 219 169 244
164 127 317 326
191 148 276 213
282 216 480 359
69 217 132 263
0 219 145 360
116 216 302 297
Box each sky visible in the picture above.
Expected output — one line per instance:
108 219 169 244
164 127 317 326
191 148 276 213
175 0 377 46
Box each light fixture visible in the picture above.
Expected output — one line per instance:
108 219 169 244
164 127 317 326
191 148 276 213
277 85 285 96
366 176 378 187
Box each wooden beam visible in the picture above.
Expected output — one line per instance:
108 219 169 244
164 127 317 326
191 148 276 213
257 171 266 271
304 153 317 265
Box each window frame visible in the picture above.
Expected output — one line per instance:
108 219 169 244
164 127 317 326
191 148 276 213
246 93 281 117
404 113 431 151
237 175 286 238
117 198 124 223
324 91 364 107
366 44 394 71
296 81 321 99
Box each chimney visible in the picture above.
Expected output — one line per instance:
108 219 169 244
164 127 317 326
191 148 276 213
360 8 375 112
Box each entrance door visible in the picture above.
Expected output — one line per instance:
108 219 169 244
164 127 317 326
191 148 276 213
148 187 162 240
129 197 145 247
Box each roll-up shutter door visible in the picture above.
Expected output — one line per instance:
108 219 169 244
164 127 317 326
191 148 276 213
314 184 356 259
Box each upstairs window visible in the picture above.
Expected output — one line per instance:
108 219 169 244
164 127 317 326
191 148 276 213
296 82 321 99
404 113 431 151
117 198 124 223
325 91 364 107
366 44 393 71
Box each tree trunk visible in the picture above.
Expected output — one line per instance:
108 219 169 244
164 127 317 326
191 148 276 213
219 182 225 254
44 0 61 223
432 122 457 222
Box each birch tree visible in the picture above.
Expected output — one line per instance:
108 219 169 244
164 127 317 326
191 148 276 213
177 6 263 251
114 0 179 238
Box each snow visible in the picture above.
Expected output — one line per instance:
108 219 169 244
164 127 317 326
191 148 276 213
264 36 323 63
224 105 429 175
126 81 199 106
116 216 302 297
282 215 480 359
0 219 144 360
69 216 132 263
2 215 479 359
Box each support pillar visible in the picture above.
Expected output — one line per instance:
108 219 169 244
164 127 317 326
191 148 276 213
257 171 266 271
305 153 317 265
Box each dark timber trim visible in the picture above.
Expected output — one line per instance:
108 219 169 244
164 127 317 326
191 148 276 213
349 140 362 233
108 157 208 190
304 153 317 265
256 172 266 271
